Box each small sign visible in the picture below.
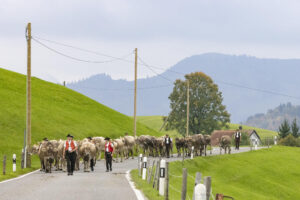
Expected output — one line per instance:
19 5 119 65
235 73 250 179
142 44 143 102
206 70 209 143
143 162 147 168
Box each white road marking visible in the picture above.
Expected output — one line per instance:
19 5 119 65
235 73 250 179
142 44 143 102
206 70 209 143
0 169 40 184
125 170 146 200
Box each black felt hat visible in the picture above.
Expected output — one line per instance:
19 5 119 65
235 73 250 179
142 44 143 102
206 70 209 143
104 137 110 141
66 134 73 138
43 137 48 141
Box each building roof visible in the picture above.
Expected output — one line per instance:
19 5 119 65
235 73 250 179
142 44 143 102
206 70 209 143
211 129 260 146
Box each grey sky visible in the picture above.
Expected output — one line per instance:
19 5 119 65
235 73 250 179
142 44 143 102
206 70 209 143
1 0 300 82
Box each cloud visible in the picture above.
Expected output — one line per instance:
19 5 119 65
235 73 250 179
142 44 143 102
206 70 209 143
1 0 300 82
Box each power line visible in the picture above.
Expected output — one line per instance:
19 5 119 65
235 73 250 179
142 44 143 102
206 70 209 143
138 56 174 83
137 55 300 101
68 84 173 92
32 37 133 64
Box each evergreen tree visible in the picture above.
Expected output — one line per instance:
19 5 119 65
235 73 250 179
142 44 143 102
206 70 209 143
278 119 291 138
291 118 299 138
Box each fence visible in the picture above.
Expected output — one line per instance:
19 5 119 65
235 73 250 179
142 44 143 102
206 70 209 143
1 153 19 177
136 156 235 200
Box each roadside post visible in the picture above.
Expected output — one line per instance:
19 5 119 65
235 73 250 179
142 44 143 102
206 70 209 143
181 168 188 200
274 136 277 145
159 159 166 196
138 154 143 176
254 139 258 150
3 155 7 175
142 157 148 180
204 176 211 200
13 154 17 172
191 146 194 159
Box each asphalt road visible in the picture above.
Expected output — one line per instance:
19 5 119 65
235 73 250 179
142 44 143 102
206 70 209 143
0 147 264 200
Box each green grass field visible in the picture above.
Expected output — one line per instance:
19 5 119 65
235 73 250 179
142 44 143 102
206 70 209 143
131 146 300 200
0 68 158 181
137 116 278 138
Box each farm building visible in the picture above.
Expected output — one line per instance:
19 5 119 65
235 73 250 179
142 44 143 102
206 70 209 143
211 129 261 146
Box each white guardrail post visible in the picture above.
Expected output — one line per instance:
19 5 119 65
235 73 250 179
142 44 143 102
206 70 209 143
254 139 258 150
142 157 147 180
138 154 143 176
159 159 166 196
13 154 16 172
191 146 194 159
274 136 277 145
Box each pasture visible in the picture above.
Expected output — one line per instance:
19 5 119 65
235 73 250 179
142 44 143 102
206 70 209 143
131 146 300 200
0 68 158 181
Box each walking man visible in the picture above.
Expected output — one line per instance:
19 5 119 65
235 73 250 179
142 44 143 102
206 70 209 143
104 137 114 172
63 134 77 176
164 134 172 158
234 129 241 150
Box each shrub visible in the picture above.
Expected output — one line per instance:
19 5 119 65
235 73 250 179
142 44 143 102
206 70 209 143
278 134 300 147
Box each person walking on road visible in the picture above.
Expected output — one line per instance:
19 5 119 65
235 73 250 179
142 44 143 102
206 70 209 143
104 137 114 172
63 134 78 176
164 134 172 158
234 129 242 150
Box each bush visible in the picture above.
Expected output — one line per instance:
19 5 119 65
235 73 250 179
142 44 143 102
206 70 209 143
278 134 300 147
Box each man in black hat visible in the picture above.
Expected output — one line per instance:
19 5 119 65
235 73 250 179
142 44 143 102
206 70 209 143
63 134 78 175
104 137 114 172
164 134 172 158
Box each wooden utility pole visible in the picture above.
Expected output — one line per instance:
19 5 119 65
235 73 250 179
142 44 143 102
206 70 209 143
186 80 190 137
133 48 138 137
26 22 32 168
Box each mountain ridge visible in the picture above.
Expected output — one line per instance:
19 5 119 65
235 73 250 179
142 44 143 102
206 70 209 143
68 53 300 122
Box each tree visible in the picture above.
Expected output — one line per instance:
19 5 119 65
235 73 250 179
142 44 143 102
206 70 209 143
165 72 230 136
278 119 291 138
291 118 299 138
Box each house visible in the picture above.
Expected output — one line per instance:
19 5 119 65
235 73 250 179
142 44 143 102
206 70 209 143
211 129 261 146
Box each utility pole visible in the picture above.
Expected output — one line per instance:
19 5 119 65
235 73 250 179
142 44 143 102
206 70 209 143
26 22 32 168
133 48 138 137
186 80 189 137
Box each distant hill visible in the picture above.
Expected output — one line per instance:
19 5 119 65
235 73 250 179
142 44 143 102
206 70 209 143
245 103 300 131
0 68 158 178
68 53 300 123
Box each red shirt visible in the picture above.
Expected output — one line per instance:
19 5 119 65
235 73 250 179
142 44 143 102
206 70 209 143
105 142 114 153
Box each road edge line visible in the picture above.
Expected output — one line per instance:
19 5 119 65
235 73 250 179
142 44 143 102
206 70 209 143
0 169 40 184
125 170 146 200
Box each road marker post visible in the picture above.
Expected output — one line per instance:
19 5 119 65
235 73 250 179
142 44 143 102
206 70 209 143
254 139 258 150
142 157 147 180
13 154 16 172
191 146 194 159
159 159 166 196
138 154 143 176
274 136 277 145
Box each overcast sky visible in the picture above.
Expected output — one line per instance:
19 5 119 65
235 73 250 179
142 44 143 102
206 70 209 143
1 0 300 83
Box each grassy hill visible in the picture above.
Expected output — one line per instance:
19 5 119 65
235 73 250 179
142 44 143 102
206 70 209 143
137 116 278 138
0 68 158 181
131 146 300 200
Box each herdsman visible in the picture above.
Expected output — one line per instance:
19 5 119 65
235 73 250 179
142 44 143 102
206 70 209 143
63 134 78 176
234 129 242 150
164 134 172 158
104 137 114 172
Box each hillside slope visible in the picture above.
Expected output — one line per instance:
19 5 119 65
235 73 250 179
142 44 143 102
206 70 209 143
0 68 157 179
245 102 300 131
132 146 300 200
69 53 300 122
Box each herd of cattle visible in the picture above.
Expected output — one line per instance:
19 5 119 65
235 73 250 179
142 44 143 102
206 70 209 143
31 134 232 173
